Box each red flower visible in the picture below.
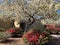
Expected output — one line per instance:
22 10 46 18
47 27 55 30
55 28 60 31
41 32 45 36
46 24 55 28
32 36 38 41
6 28 15 34
35 42 39 45
23 30 48 45
35 32 40 37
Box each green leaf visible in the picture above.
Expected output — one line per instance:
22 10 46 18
23 38 28 43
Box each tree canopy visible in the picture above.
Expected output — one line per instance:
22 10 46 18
0 0 60 20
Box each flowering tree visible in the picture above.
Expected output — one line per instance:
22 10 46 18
0 0 59 20
18 0 58 19
0 0 60 28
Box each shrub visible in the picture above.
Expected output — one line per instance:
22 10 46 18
23 29 49 45
0 32 11 41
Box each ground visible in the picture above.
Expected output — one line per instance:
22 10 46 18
0 38 26 45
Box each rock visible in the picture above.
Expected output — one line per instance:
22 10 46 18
27 21 45 32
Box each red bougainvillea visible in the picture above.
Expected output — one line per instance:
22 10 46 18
23 30 47 45
6 28 16 34
46 24 60 31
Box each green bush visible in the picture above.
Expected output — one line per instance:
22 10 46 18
0 32 11 41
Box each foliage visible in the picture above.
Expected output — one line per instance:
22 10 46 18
55 4 60 10
0 0 59 21
0 19 13 29
0 32 11 40
23 29 49 45
0 28 6 31
19 0 58 19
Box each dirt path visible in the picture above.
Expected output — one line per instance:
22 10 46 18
0 38 26 45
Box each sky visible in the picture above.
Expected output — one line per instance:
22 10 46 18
56 10 60 14
54 0 60 14
0 0 3 4
55 0 60 3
